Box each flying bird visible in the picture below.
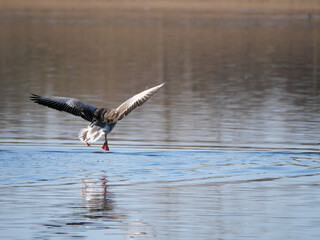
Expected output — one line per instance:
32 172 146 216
30 83 165 151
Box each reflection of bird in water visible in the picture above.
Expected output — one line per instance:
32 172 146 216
81 174 115 214
30 83 165 151
80 173 156 238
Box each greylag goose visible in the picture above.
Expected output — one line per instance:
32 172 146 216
30 83 165 151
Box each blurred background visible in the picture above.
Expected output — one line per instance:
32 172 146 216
0 0 319 151
0 1 320 240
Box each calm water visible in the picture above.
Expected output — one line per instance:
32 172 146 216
0 9 320 240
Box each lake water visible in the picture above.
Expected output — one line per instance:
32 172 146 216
0 8 320 240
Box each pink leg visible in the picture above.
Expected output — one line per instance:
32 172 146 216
102 134 109 151
85 142 90 147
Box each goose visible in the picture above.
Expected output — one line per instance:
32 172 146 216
30 82 165 151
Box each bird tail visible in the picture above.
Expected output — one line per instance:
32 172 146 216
79 126 104 143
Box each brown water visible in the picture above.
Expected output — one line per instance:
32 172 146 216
0 9 320 240
0 12 319 151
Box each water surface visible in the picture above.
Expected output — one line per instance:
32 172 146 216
0 8 320 240
1 149 320 239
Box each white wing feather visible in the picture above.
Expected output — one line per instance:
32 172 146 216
115 83 165 121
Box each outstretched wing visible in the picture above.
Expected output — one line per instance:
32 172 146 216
30 94 97 122
114 82 165 122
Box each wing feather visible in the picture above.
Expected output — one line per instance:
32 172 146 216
30 94 97 122
115 82 165 121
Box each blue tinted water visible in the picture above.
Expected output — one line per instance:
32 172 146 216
0 148 319 239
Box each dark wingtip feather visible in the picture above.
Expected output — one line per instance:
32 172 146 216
30 94 41 103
